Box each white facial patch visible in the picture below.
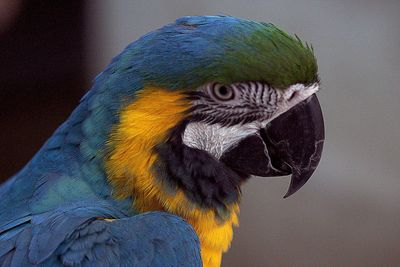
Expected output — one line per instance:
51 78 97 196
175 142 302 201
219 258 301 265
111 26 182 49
182 121 261 159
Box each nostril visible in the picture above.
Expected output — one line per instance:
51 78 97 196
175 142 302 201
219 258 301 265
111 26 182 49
286 90 297 101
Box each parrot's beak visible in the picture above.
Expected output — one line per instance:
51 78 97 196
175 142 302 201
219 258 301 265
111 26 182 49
220 94 325 197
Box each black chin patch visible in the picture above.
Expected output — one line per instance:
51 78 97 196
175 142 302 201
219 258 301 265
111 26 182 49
153 121 248 220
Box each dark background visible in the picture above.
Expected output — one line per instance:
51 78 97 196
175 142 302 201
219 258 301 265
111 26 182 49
0 1 87 181
1 1 400 266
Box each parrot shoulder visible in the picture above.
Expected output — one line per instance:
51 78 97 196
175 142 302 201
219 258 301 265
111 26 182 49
0 201 201 267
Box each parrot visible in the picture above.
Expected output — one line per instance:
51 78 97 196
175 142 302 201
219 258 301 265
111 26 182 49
0 15 324 267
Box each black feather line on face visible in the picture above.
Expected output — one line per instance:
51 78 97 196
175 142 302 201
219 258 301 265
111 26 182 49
153 119 249 220
184 81 278 127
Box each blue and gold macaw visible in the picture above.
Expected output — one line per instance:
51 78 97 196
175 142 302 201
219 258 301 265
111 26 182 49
0 16 324 267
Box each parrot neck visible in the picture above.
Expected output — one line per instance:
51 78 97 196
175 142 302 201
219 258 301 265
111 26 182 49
106 86 240 267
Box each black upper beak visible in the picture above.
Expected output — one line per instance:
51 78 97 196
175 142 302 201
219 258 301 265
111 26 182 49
220 94 325 197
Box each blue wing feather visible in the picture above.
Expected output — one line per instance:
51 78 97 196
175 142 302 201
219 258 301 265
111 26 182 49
0 202 201 267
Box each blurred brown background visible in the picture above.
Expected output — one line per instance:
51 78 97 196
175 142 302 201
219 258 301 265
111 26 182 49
1 1 400 266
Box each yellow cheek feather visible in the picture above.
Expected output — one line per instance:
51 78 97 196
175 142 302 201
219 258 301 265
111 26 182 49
105 87 239 267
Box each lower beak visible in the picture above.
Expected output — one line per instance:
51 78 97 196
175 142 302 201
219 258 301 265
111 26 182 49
220 94 325 197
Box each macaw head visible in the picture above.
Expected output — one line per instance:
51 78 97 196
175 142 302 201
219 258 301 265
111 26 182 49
97 16 324 221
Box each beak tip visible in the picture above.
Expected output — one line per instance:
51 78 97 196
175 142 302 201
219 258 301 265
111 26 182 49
283 186 299 199
283 186 302 199
283 170 315 198
283 187 302 198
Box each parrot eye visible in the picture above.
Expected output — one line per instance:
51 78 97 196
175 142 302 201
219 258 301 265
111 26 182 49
211 84 235 101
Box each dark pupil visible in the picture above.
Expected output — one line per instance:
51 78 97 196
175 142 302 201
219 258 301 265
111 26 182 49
219 86 229 96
